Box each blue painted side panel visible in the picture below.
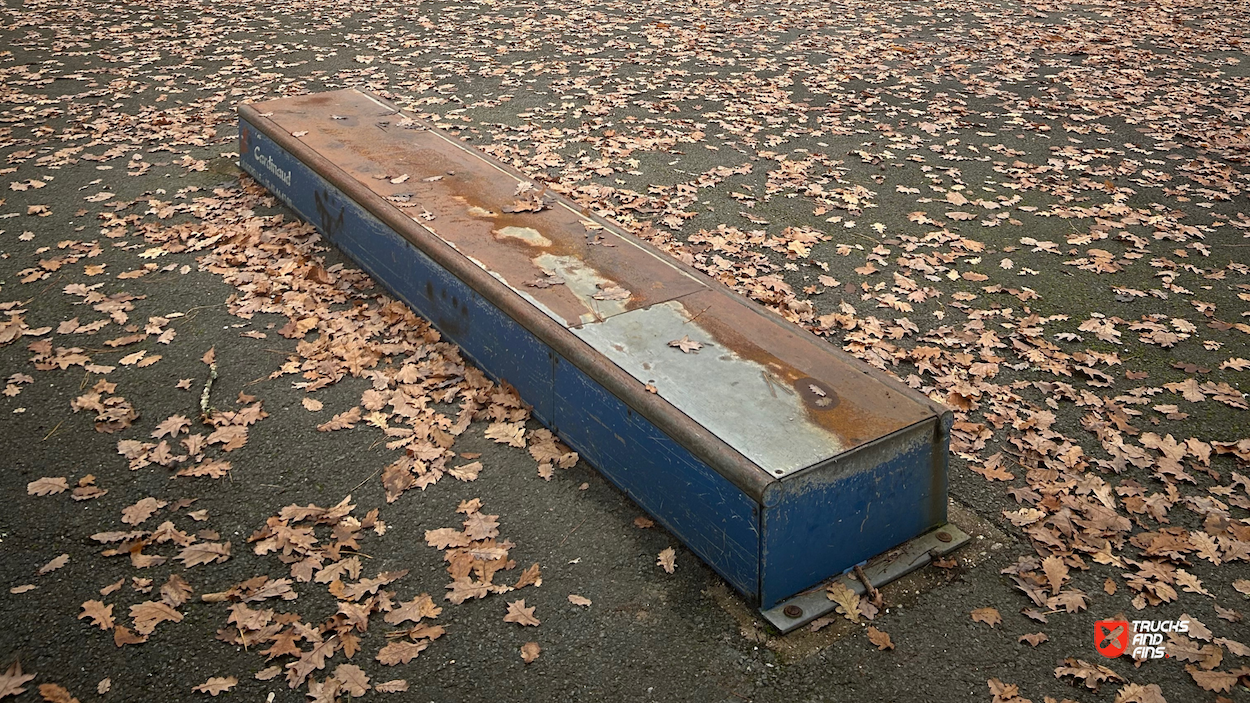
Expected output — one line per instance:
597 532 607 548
240 114 950 609
552 356 761 597
239 123 555 425
759 421 946 608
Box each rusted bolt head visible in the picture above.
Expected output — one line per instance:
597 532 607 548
937 531 953 543
783 605 803 619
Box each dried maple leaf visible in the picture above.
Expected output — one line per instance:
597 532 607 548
866 626 894 651
657 547 676 574
0 662 36 698
504 599 540 626
191 677 236 696
971 607 1002 628
520 642 541 664
826 582 860 623
668 336 702 353
78 600 114 631
26 477 68 496
567 594 592 607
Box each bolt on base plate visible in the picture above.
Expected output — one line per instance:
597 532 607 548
759 523 971 634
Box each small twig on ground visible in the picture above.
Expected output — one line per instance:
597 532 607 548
854 564 882 607
683 304 712 325
42 420 64 441
558 517 589 547
347 467 381 494
200 360 218 422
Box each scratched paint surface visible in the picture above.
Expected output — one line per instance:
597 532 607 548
573 301 843 476
250 89 938 477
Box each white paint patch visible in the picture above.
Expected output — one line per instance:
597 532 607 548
494 226 551 247
533 253 629 324
572 301 844 476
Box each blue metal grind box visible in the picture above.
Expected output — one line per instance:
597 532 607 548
239 89 963 631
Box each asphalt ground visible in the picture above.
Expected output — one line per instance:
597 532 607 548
0 0 1248 702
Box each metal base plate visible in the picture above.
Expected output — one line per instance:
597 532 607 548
760 523 971 633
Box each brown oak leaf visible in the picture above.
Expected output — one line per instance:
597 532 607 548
504 599 540 627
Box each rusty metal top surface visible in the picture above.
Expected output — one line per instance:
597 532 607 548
247 89 938 477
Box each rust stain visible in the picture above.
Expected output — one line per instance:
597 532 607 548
678 291 931 451
264 91 703 326
261 90 937 456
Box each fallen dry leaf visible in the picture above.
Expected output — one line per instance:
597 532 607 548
657 547 676 574
191 677 237 696
0 662 36 698
37 683 78 703
121 497 166 526
1019 632 1048 647
971 607 1002 628
78 600 114 631
26 477 68 496
504 599 540 627
866 626 894 651
668 335 702 353
37 554 69 575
